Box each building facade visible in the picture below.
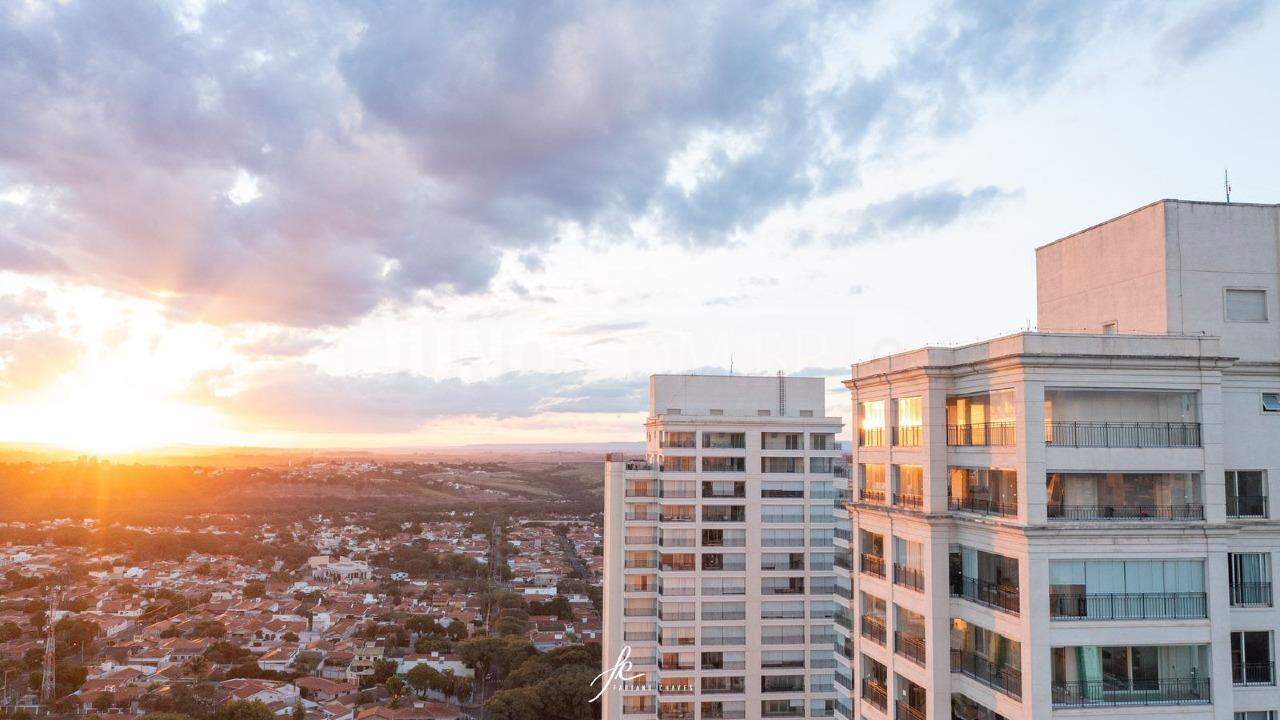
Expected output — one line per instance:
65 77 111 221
838 200 1280 720
603 374 846 720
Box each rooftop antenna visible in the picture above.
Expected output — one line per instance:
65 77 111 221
777 370 785 417
729 354 734 376
1225 169 1232 203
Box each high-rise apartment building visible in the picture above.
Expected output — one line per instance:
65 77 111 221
838 200 1280 720
603 374 846 720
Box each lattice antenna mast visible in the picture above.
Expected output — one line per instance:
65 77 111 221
1225 169 1232 203
41 587 59 708
777 370 785 417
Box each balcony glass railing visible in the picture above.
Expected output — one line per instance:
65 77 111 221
1045 421 1201 448
1049 592 1206 620
947 422 1016 446
1051 677 1210 708
951 648 1021 699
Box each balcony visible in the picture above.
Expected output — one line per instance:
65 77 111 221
893 564 924 592
1045 421 1201 448
860 616 886 646
659 512 696 523
952 576 1020 615
1051 677 1211 708
949 496 1017 517
1049 592 1206 621
700 710 746 720
626 510 659 521
860 554 885 578
858 427 885 447
947 422 1016 447
860 488 886 504
1233 662 1275 687
892 492 922 509
859 680 886 711
1230 582 1273 607
950 648 1022 699
894 632 926 666
1228 495 1269 519
892 425 922 447
895 701 925 720
1048 503 1204 521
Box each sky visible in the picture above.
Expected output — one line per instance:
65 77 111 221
0 0 1277 452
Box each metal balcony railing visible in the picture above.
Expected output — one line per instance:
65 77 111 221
1048 503 1204 521
858 427 885 447
951 576 1020 615
860 488 886 504
860 616 886 646
894 564 925 592
860 554 885 578
949 496 1017 517
1044 420 1201 448
895 701 925 720
894 631 926 666
1233 662 1275 687
892 425 922 447
947 422 1016 446
1230 582 1273 607
1228 495 1269 518
950 648 1022 699
1049 591 1206 620
893 492 923 509
859 680 886 710
1051 677 1211 708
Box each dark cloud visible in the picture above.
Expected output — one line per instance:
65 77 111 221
197 365 647 432
835 185 1016 244
0 1 1198 327
1158 0 1269 65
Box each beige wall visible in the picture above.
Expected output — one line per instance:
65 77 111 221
1036 201 1170 335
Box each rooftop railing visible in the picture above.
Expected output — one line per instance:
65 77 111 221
949 496 1017 517
1228 495 1269 518
1045 421 1200 448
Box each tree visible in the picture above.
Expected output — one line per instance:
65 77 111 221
484 687 541 720
282 631 299 643
0 622 21 642
93 692 114 713
369 659 398 686
212 700 274 720
291 701 305 720
404 664 442 698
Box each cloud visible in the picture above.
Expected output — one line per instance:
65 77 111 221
1158 0 1269 65
565 321 648 336
195 365 647 433
0 0 1174 328
235 329 331 358
703 294 751 307
834 185 1017 244
0 330 80 396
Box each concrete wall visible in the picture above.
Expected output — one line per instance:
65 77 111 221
1036 201 1170 335
650 374 828 418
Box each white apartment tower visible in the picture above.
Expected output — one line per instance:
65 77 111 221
837 200 1280 720
603 374 846 720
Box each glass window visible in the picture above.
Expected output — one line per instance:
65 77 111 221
702 456 745 472
1265 393 1280 413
